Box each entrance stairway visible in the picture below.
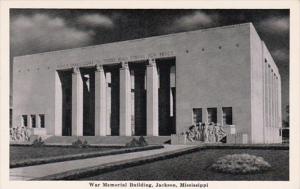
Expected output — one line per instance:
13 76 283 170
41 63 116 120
42 136 171 145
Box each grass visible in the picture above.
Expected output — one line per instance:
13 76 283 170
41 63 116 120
10 145 164 168
10 146 114 164
82 149 289 181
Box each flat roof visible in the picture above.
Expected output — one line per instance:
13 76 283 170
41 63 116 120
15 22 252 59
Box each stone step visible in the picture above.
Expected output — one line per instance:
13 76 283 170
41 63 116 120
43 136 171 145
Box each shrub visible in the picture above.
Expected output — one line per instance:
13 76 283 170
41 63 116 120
211 153 271 174
138 136 148 146
32 137 45 147
125 136 148 147
72 138 89 148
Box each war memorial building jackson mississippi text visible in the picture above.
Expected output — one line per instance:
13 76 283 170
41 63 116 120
11 23 282 144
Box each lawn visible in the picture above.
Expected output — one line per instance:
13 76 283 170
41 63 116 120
10 146 114 164
82 149 289 181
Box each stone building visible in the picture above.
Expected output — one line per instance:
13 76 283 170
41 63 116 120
11 23 282 144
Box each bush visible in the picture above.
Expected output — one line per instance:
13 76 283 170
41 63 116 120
71 138 89 148
138 136 148 146
125 136 148 147
211 153 271 174
32 137 45 147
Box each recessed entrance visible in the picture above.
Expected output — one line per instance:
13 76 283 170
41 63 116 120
58 70 72 136
157 58 176 136
81 68 95 136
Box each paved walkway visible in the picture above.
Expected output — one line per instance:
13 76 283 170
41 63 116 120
10 145 196 180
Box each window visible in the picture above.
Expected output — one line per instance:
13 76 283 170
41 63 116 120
31 115 36 128
193 108 202 125
222 107 233 125
279 129 282 136
39 114 45 128
10 109 12 128
22 115 28 127
207 108 217 123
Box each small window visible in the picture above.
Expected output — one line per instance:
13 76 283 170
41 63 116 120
222 107 233 125
10 109 12 128
207 108 217 123
22 115 28 127
279 129 282 136
39 114 45 128
193 108 202 125
31 115 36 128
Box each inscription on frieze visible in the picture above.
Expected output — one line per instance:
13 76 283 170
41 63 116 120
57 61 94 69
102 50 174 64
56 50 174 69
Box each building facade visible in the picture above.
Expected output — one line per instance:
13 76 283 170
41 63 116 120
12 23 282 144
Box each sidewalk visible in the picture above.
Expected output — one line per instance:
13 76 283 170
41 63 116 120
10 145 198 180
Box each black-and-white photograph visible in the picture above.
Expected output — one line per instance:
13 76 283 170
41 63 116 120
1 1 299 188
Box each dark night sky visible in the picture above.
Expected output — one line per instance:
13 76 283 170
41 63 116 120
9 9 289 118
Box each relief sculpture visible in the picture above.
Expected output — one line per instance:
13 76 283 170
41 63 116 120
10 127 31 142
186 122 226 143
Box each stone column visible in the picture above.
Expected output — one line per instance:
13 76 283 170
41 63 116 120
274 74 277 128
146 59 159 136
106 72 112 136
274 74 278 128
54 71 62 136
72 67 83 136
95 65 107 136
36 114 41 128
262 59 266 142
217 107 223 125
278 75 282 128
28 115 32 128
267 65 271 127
119 62 132 136
275 76 278 128
271 70 274 127
202 108 208 124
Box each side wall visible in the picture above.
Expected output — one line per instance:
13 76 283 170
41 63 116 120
250 24 264 143
12 59 55 135
261 42 282 143
250 23 282 143
176 25 252 140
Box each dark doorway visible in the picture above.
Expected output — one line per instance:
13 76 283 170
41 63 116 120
81 68 95 136
131 63 147 136
157 58 175 136
59 70 72 136
107 66 120 136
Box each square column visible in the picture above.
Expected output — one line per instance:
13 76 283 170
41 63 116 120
119 62 132 136
146 59 159 136
202 108 208 124
95 65 107 136
28 115 32 128
276 76 278 128
272 71 275 128
276 77 279 128
54 71 63 136
267 65 271 127
72 67 83 136
36 114 41 128
217 107 223 125
271 70 274 127
278 76 282 128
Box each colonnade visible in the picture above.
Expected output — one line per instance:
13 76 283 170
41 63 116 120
67 59 171 137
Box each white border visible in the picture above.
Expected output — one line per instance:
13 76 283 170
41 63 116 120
1 1 299 189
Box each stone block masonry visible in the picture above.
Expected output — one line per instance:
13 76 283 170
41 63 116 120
12 23 282 143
